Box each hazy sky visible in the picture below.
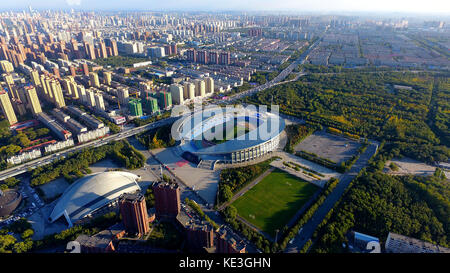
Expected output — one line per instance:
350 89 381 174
2 0 450 14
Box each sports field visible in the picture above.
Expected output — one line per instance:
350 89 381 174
232 168 319 236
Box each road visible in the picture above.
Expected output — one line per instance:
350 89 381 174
0 116 178 181
284 141 379 253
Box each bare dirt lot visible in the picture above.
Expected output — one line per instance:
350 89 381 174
38 178 69 200
385 157 450 178
294 130 361 164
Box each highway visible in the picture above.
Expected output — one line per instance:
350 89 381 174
0 116 178 181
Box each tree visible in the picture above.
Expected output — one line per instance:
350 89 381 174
21 229 34 240
224 205 237 220
220 185 233 203
0 235 16 253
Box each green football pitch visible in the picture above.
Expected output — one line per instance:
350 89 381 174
232 168 319 237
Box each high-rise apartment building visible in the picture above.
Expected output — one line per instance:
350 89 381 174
170 83 184 105
157 91 172 109
0 60 14 73
103 71 112 85
205 77 214 94
183 82 195 100
89 72 100 88
94 92 105 111
153 182 180 219
194 79 206 98
128 99 143 116
0 89 17 125
23 85 42 115
119 192 150 237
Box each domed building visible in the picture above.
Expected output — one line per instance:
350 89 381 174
0 189 22 217
49 171 141 227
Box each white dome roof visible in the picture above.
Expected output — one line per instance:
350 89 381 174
49 171 141 225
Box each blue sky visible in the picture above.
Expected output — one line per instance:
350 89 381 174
2 0 449 14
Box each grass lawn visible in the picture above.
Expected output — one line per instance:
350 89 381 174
232 168 319 236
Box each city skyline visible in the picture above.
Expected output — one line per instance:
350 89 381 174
0 0 449 15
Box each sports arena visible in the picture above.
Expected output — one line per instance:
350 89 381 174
173 106 285 164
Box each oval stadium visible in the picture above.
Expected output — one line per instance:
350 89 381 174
174 106 285 164
49 171 141 227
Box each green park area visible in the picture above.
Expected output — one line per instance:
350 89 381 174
232 168 318 236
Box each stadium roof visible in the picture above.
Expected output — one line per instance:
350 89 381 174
49 171 141 226
176 107 285 155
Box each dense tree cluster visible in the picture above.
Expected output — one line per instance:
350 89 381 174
0 177 20 190
311 166 449 253
243 71 450 163
137 124 176 149
0 218 34 253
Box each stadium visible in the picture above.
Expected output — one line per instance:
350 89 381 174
174 106 285 164
49 171 141 227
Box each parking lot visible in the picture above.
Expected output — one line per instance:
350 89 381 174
294 130 362 164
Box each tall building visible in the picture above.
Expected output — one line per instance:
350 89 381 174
119 192 150 237
194 79 206 98
61 76 75 96
153 182 180 219
117 88 129 105
89 72 100 88
157 91 172 109
170 83 184 105
0 60 14 73
187 49 196 62
0 89 17 125
219 52 231 65
50 79 65 108
145 97 159 114
128 99 143 117
183 82 195 100
85 89 96 107
208 51 218 65
30 70 41 87
205 77 214 94
82 63 89 76
77 84 86 101
2 74 18 100
105 38 118 56
94 92 105 111
197 50 208 64
23 85 42 115
99 41 108 58
103 71 112 85
85 42 96 60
